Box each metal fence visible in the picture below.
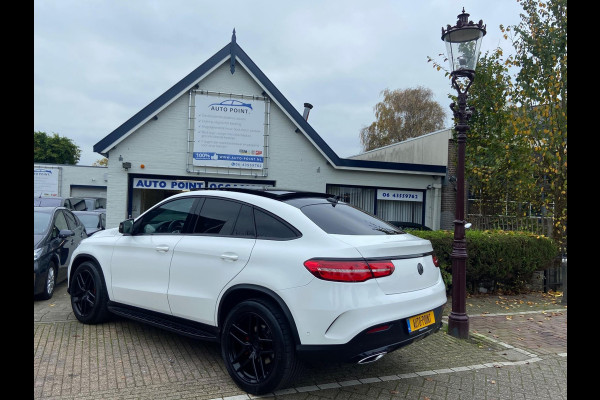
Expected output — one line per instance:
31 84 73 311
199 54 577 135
467 214 565 293
467 214 554 237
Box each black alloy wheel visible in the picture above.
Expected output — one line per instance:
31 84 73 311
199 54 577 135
221 299 299 395
37 262 57 300
70 261 110 324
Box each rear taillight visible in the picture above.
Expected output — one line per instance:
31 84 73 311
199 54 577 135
303 259 395 282
432 255 440 268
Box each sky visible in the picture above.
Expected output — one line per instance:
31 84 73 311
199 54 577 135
34 0 525 166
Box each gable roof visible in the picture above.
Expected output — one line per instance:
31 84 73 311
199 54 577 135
94 32 446 176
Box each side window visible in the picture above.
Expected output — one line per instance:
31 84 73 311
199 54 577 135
63 210 79 230
232 205 256 237
254 209 299 240
53 211 69 238
193 198 242 235
72 199 87 211
137 197 196 234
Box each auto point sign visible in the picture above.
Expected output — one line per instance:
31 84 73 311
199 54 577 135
132 178 270 191
192 94 266 170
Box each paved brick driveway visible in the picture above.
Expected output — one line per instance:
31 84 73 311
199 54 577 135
34 283 567 399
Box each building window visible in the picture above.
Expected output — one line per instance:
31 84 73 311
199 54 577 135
326 185 375 214
327 184 424 225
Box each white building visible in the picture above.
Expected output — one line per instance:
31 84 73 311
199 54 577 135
349 129 456 230
63 33 450 230
34 163 108 199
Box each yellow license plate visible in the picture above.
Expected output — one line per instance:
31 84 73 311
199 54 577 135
407 311 435 333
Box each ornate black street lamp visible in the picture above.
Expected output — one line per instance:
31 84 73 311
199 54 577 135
441 8 486 339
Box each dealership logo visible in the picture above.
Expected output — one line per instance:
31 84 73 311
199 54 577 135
208 99 253 114
34 168 53 176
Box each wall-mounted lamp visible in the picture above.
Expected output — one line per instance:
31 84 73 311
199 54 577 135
122 162 132 171
426 184 433 189
118 155 123 161
448 175 457 191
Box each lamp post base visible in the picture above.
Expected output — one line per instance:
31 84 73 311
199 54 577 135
447 312 469 339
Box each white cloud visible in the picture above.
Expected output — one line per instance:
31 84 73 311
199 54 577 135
34 0 523 165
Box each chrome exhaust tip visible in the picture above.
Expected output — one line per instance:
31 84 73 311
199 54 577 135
357 351 387 364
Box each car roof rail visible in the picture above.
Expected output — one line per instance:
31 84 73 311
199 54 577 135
210 187 338 201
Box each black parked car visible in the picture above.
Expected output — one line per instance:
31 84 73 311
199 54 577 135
73 210 106 236
82 197 106 211
34 196 88 211
34 207 88 300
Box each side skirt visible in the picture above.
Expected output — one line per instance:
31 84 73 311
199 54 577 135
107 301 220 342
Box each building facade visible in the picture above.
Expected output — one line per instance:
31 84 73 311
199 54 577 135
350 129 459 231
47 33 449 230
34 163 108 199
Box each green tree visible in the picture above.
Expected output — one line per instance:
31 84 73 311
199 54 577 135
428 0 566 251
359 86 446 152
463 49 534 217
34 131 81 164
93 157 108 167
507 0 567 250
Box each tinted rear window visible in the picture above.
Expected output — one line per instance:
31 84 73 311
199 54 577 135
299 203 403 235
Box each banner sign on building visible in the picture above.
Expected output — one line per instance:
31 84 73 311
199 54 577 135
193 94 265 169
34 167 60 197
377 189 423 202
205 181 273 189
133 178 206 191
132 179 271 191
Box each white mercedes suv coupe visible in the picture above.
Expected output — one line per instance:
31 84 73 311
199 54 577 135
67 189 446 394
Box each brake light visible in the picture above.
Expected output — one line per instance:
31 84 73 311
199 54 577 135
432 255 440 268
368 261 395 278
304 259 394 282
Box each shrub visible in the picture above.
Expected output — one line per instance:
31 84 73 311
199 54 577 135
408 229 559 294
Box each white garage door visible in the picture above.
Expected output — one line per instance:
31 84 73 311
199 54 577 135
70 186 106 198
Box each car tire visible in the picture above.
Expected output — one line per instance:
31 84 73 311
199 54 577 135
221 299 301 395
70 261 110 324
37 262 57 300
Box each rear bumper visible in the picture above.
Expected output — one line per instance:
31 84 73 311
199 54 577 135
295 303 445 363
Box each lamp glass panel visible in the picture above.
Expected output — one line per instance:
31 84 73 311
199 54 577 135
444 28 484 72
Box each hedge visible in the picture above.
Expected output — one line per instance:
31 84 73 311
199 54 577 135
408 229 559 294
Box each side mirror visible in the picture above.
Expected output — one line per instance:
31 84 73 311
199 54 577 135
58 229 75 239
119 219 135 235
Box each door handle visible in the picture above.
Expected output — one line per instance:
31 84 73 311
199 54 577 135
220 253 239 262
155 245 170 252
